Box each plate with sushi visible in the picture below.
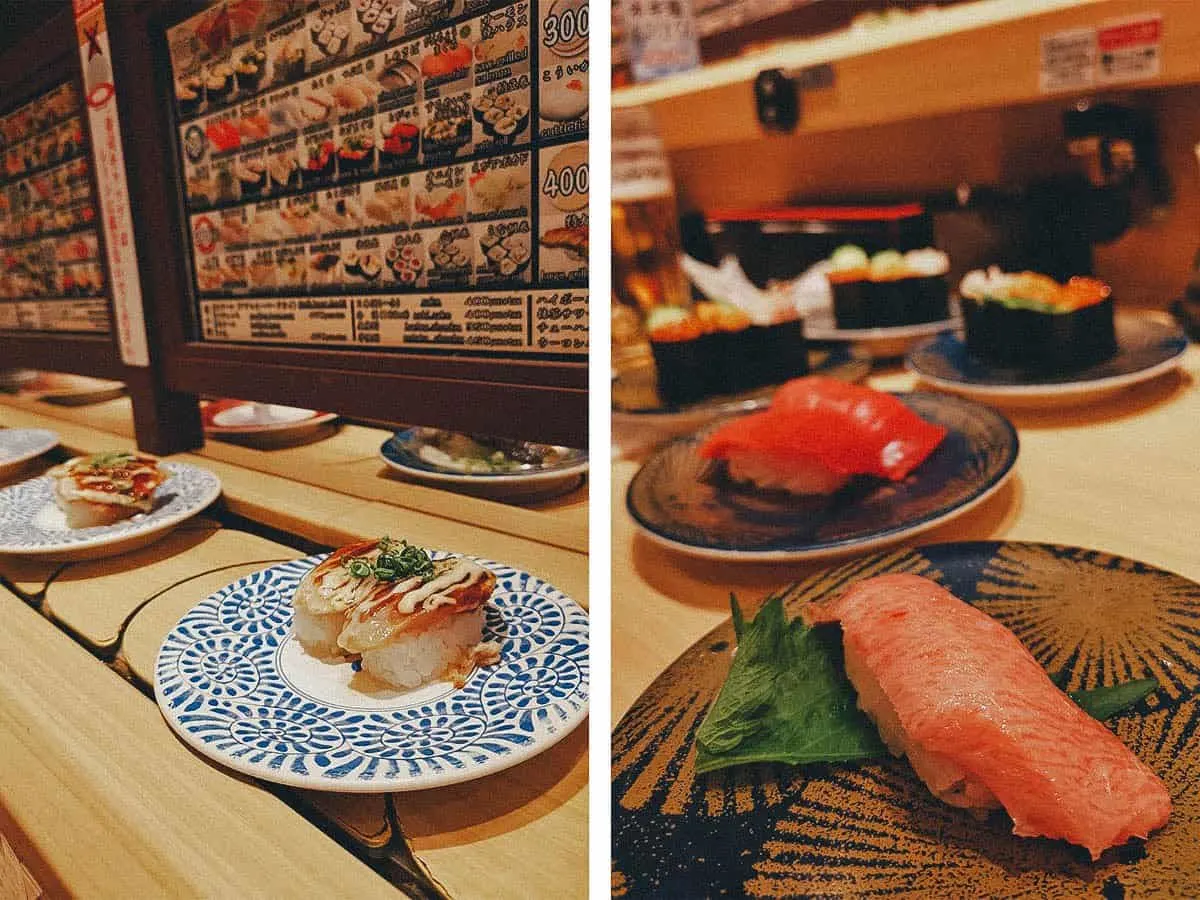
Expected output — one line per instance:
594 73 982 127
381 428 588 498
0 453 221 560
155 537 589 792
0 428 58 478
626 377 1018 561
803 245 959 358
612 541 1200 896
27 373 126 405
907 270 1189 404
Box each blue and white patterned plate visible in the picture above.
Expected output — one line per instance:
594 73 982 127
626 393 1018 562
155 553 590 792
0 428 58 477
0 462 221 557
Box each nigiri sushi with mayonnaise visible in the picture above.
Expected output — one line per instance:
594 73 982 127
292 537 501 689
48 451 167 528
802 574 1171 859
698 377 947 495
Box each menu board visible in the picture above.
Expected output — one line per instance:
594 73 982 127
165 0 588 358
0 81 111 335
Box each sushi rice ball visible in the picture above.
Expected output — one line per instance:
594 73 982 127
292 537 501 689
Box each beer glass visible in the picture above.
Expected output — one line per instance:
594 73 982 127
611 106 691 365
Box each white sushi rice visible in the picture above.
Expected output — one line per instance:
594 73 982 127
727 453 850 495
361 606 486 689
293 608 346 658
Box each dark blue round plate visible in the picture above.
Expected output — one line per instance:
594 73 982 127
625 393 1018 561
908 315 1187 402
380 428 588 488
612 542 1200 897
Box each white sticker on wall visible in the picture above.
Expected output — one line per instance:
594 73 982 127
1097 15 1162 85
1040 13 1163 94
1039 26 1096 93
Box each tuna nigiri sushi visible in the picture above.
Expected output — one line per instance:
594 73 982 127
801 574 1171 859
698 377 947 495
293 537 501 689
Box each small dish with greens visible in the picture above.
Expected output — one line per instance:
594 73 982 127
380 427 587 495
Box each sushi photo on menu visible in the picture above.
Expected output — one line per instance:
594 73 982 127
610 1 1199 897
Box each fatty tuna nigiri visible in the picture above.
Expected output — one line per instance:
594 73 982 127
698 377 946 494
801 574 1171 860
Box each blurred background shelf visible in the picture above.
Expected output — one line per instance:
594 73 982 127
613 0 1200 150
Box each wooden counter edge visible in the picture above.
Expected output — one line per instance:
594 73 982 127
0 589 401 898
0 395 588 554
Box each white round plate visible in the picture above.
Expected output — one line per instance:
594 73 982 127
906 315 1188 407
203 401 338 436
0 462 222 560
0 428 58 477
804 305 960 358
155 553 590 792
32 375 126 405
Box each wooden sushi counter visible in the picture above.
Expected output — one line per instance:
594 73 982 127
0 397 587 899
612 342 1200 722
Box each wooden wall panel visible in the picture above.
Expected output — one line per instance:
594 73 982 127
668 84 1200 308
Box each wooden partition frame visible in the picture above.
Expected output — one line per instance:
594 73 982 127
106 0 588 447
0 8 204 456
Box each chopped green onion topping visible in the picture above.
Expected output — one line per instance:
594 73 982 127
342 536 435 583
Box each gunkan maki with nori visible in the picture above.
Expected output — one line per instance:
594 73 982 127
958 267 1117 371
826 245 950 328
646 301 809 408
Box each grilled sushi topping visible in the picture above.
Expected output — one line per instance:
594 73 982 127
293 537 496 647
48 452 165 510
338 555 495 653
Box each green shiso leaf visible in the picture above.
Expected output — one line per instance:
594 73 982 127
695 598 1159 775
694 595 886 774
1070 678 1158 720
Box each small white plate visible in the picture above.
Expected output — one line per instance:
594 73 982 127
804 305 959 359
0 428 58 478
31 374 126 405
155 553 589 792
203 401 338 437
0 462 221 560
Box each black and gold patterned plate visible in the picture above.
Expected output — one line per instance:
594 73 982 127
612 542 1200 898
626 394 1018 562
